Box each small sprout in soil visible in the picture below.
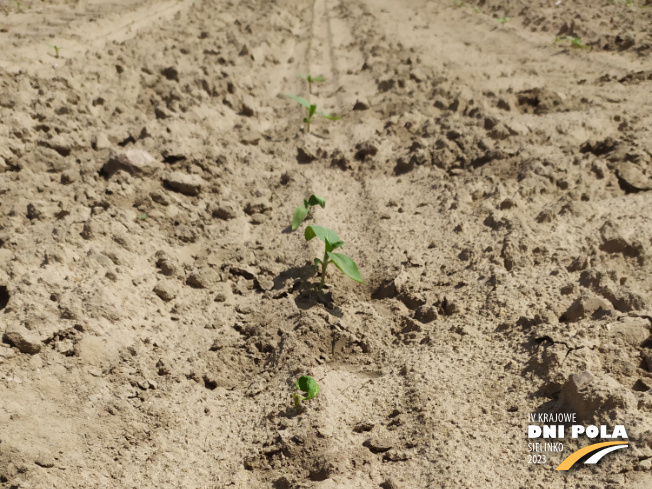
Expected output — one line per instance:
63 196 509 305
285 95 341 134
608 0 637 6
15 1 23 12
472 6 481 13
292 194 325 231
452 0 465 7
497 16 511 24
298 74 325 94
293 375 320 413
137 213 148 220
49 44 62 58
554 36 589 49
305 225 363 289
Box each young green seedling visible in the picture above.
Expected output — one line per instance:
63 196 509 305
554 36 589 49
305 225 363 289
285 95 341 134
293 375 320 413
497 16 511 24
49 44 62 58
298 74 325 95
292 194 326 231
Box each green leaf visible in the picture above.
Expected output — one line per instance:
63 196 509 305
325 237 333 253
285 94 311 108
296 376 320 400
324 238 344 253
292 204 309 231
305 225 340 245
311 75 325 82
327 252 364 283
307 194 326 208
314 258 322 271
317 111 342 120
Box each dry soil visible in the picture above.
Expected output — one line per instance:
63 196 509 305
0 0 651 488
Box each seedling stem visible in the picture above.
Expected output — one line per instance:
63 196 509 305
285 95 341 134
298 74 325 95
319 248 329 289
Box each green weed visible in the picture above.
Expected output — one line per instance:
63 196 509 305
497 16 511 24
293 376 320 413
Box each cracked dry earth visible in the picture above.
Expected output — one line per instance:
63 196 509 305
1 0 652 488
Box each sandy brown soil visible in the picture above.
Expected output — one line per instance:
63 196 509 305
1 0 651 487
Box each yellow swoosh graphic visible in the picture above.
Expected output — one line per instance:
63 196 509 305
556 441 628 471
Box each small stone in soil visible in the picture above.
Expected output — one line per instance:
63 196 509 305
153 280 177 302
163 171 205 196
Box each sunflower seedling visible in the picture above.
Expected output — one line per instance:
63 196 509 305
293 375 320 413
554 36 589 49
292 194 325 231
298 74 325 95
305 225 363 289
285 95 341 134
